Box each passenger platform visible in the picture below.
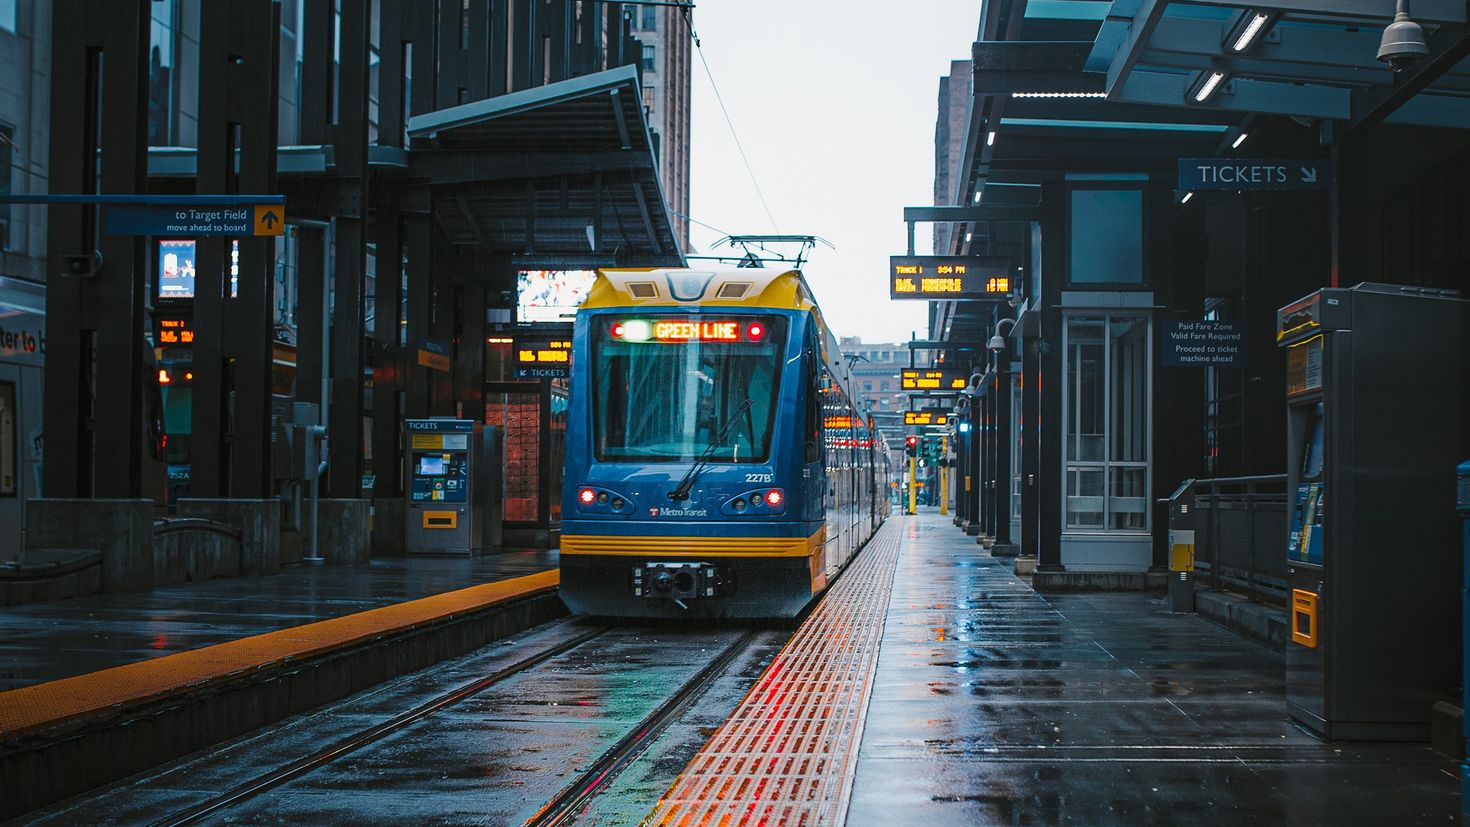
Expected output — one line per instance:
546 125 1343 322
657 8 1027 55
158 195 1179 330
655 512 1458 825
0 551 561 819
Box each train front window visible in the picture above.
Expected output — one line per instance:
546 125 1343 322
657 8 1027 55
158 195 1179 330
593 316 785 463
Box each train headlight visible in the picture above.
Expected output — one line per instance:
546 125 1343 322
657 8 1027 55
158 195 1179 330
578 487 596 505
765 489 784 507
733 498 747 512
616 319 652 341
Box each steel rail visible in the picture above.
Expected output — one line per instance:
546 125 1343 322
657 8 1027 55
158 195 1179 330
153 622 609 827
524 629 764 827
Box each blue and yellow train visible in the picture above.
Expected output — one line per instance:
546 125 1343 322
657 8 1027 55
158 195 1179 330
559 267 891 618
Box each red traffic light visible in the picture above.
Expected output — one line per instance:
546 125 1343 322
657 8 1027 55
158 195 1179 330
905 436 918 447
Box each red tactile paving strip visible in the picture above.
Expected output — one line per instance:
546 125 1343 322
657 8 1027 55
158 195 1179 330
647 521 901 827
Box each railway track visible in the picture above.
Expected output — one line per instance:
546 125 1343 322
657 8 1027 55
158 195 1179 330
147 621 767 827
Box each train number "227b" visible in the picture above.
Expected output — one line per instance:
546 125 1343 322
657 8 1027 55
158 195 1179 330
745 473 773 483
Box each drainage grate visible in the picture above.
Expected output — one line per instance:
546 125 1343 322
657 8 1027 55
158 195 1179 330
646 521 901 826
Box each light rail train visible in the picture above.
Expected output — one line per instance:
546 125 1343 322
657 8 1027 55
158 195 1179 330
559 267 890 618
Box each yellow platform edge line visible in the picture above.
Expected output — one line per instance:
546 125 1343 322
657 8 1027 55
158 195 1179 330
0 569 560 739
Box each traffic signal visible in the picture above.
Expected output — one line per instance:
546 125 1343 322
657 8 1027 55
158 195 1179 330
905 435 918 457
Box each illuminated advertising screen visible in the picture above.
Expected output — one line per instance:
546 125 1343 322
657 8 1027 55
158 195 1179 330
157 239 240 299
888 256 1015 300
516 270 597 324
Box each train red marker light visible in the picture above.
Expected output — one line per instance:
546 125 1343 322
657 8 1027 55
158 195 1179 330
765 489 784 507
747 322 765 340
578 487 597 505
612 323 625 338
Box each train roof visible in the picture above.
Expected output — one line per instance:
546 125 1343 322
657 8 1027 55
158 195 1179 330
585 267 819 313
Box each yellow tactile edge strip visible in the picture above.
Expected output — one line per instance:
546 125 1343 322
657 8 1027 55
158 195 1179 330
645 520 902 827
0 569 559 740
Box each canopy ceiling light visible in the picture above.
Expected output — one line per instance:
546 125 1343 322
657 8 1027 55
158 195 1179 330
1187 70 1229 103
1225 10 1278 53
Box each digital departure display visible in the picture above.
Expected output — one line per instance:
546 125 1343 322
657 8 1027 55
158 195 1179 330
889 256 1016 300
901 368 967 391
155 316 196 345
611 318 769 344
904 411 949 426
512 329 573 379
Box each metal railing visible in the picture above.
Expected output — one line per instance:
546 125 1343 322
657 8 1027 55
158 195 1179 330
1190 474 1289 607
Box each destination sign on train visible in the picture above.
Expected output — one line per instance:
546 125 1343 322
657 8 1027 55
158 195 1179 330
610 319 770 343
904 411 948 426
901 368 966 391
889 256 1015 300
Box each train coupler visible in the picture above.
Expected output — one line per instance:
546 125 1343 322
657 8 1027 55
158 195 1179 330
632 562 725 603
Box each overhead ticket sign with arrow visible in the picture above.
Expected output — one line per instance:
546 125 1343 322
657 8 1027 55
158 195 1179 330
106 200 287 237
1178 159 1334 192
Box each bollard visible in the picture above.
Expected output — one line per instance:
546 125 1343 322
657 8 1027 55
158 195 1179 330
1167 479 1196 613
1457 459 1470 820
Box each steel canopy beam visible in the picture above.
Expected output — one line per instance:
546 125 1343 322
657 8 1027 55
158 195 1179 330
1184 0 1464 24
903 205 1042 223
970 41 1102 93
1115 68 1353 119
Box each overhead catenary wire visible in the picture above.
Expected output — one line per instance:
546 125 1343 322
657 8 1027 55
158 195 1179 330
682 7 781 235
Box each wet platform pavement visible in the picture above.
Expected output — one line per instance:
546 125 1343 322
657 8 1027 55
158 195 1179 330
0 549 558 691
846 513 1458 826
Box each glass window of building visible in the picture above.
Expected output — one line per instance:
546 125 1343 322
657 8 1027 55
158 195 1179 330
0 0 14 34
641 4 657 29
0 125 11 248
1069 188 1143 284
1063 315 1149 531
642 84 655 114
641 44 656 71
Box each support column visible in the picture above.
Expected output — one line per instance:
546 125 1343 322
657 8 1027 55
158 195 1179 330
372 211 404 497
1020 334 1041 557
1037 182 1065 573
994 360 1015 551
323 0 371 499
44 0 151 500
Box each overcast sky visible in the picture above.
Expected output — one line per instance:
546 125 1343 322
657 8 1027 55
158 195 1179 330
685 1 981 345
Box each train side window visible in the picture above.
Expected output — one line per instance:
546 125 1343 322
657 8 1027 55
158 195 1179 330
804 325 822 463
0 381 15 496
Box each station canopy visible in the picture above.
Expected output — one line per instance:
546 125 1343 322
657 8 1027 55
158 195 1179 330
407 64 683 262
930 0 1469 362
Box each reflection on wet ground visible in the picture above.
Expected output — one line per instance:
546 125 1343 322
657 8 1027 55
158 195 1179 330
847 513 1457 826
0 549 558 690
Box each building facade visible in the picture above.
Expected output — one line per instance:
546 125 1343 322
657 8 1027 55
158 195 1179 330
628 2 692 250
20 0 687 559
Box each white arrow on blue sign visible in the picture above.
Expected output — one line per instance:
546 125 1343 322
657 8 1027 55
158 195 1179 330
1178 158 1335 191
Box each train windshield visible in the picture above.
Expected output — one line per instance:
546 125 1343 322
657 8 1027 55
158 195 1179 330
592 315 786 463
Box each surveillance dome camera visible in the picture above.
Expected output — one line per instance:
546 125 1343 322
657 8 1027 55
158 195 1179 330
1377 5 1428 72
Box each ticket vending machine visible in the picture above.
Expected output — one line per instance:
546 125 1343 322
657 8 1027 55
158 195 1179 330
405 418 486 555
1278 283 1466 740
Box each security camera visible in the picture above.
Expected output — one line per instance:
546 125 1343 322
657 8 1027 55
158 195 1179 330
1377 2 1427 72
